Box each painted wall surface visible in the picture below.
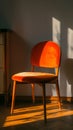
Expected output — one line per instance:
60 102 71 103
0 0 73 97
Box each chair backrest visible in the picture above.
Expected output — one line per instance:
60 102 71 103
31 41 61 70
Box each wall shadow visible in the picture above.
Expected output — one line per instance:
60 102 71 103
1 0 73 99
63 58 73 97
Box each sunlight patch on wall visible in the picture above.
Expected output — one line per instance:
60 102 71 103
68 28 73 58
66 80 72 97
52 17 61 45
52 17 61 96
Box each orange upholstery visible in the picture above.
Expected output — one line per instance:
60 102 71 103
10 41 61 123
31 41 60 68
12 72 57 83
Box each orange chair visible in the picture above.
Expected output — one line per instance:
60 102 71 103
10 41 61 122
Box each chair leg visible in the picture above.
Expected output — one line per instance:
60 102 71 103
31 83 35 103
56 79 61 109
42 83 47 123
11 80 16 114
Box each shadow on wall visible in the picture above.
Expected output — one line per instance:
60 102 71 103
64 59 73 84
63 58 73 96
60 26 73 98
1 0 73 97
0 13 10 28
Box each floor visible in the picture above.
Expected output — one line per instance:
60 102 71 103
0 101 73 130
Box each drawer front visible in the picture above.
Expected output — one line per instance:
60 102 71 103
0 69 4 94
0 45 4 68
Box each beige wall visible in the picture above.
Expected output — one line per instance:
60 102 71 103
0 0 73 97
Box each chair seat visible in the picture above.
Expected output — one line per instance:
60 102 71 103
12 72 57 83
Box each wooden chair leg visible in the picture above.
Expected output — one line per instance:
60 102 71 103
31 83 35 103
42 83 47 123
56 79 61 109
11 80 16 114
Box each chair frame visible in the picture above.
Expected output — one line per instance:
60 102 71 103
10 41 61 123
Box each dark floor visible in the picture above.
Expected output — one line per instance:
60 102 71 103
0 102 73 130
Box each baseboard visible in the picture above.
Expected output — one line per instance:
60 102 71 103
9 96 73 103
0 94 5 105
0 94 73 105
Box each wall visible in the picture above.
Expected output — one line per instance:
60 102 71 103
0 0 73 97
